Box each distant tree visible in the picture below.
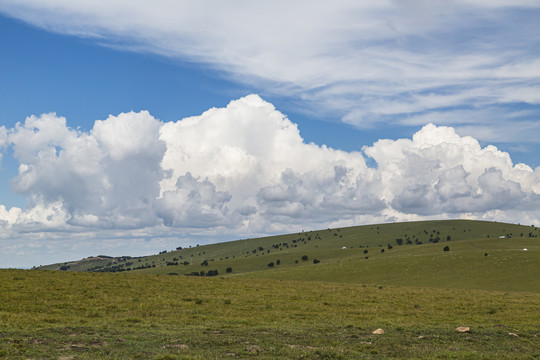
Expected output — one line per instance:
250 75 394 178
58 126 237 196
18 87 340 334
59 265 70 271
226 267 232 273
396 238 403 246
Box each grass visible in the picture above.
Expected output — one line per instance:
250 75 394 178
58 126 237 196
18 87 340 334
9 220 540 358
237 237 540 292
38 220 540 278
1 269 540 359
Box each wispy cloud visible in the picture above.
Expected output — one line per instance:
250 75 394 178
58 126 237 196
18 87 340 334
1 0 539 142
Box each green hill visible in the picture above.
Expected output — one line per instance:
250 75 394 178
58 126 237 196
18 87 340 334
6 219 540 359
38 220 540 292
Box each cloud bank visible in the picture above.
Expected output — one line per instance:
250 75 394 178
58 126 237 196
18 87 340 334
1 1 539 143
1 95 539 244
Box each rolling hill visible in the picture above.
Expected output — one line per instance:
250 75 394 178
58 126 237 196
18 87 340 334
37 219 540 292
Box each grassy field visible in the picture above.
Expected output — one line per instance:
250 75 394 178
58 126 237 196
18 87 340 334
1 269 540 359
38 220 540 280
237 237 540 293
6 220 540 358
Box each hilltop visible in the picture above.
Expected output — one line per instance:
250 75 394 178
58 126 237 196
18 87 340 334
4 219 540 358
37 219 540 292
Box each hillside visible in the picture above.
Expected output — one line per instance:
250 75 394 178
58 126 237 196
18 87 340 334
37 220 540 292
6 219 540 358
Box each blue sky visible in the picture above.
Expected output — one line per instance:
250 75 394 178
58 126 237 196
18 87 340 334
0 1 539 268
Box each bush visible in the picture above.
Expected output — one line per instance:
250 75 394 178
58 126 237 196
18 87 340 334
226 267 232 273
301 255 308 261
313 259 320 264
207 269 219 276
443 246 450 252
267 262 274 268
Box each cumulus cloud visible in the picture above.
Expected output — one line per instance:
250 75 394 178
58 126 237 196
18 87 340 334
0 1 539 142
0 95 538 241
6 110 165 230
363 124 540 217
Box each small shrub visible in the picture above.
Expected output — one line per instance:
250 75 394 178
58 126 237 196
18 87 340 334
301 255 308 261
313 259 320 264
443 246 450 252
226 267 232 273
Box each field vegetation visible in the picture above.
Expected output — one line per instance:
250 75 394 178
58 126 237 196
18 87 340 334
2 220 539 359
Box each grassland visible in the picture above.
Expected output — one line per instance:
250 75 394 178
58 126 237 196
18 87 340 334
1 269 540 359
39 220 540 280
5 220 540 359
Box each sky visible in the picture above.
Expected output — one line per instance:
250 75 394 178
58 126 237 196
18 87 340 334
0 1 539 268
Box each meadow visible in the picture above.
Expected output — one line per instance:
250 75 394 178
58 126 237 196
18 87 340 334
3 220 539 359
1 269 540 359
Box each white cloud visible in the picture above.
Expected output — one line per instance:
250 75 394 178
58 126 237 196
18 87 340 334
0 1 539 142
363 123 540 216
7 110 165 230
0 95 539 267
0 96 538 237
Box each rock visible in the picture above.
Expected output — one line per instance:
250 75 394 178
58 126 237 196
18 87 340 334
418 335 425 339
509 332 519 337
247 345 263 353
456 326 470 333
372 328 384 334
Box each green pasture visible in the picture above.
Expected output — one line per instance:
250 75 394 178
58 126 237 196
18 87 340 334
9 220 540 358
1 269 539 359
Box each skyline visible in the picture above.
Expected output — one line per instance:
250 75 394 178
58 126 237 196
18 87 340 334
0 1 539 268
